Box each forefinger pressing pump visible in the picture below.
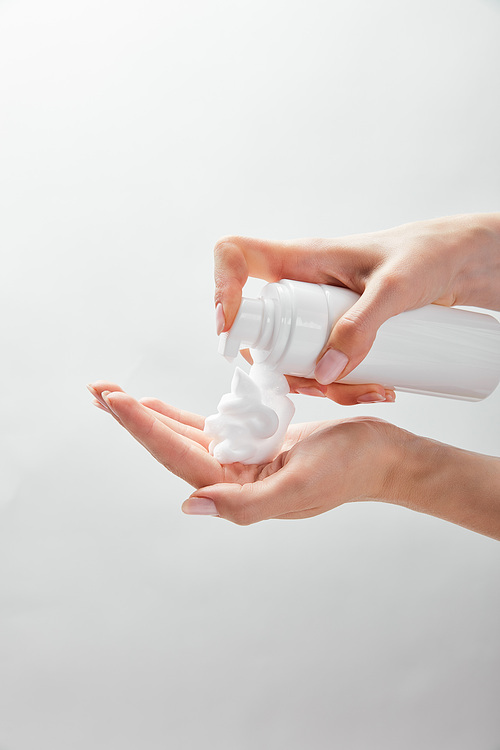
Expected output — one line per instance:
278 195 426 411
204 279 500 465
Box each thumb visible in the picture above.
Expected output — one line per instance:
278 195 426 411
182 470 301 526
314 278 404 384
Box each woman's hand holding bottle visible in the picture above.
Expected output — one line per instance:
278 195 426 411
214 213 500 404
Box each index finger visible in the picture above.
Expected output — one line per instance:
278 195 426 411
213 237 279 330
214 236 330 330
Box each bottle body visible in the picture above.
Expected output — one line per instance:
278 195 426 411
218 279 500 401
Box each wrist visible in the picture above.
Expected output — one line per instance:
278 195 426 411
381 428 500 540
381 429 449 510
454 212 500 311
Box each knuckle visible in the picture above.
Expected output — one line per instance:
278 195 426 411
335 312 371 344
214 235 243 261
229 503 254 526
213 237 247 298
377 268 407 297
225 485 261 526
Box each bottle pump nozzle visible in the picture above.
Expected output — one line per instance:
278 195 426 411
218 298 268 360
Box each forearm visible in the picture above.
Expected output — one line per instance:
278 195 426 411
384 432 500 540
454 212 500 311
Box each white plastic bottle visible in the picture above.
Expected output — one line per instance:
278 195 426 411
218 279 500 401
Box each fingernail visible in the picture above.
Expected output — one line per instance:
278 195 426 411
385 390 396 402
89 385 113 411
101 390 115 411
215 302 225 335
182 497 219 516
93 399 111 413
296 387 326 398
314 350 349 385
356 392 386 403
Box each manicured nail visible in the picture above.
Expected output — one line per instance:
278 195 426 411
356 392 386 403
314 349 349 385
182 497 218 516
93 399 111 413
88 384 113 411
215 302 225 335
101 390 115 411
296 387 326 397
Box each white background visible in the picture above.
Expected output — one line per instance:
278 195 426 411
1 1 500 748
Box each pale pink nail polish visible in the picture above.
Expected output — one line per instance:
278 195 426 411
183 497 218 516
314 349 349 385
93 399 111 413
356 392 386 403
101 390 115 412
296 387 325 397
215 303 225 335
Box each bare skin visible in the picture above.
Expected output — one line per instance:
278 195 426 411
87 213 500 539
214 213 500 402
88 381 500 539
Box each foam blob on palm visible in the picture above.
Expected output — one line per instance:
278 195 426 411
204 366 295 464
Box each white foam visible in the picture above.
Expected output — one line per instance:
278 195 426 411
204 365 295 465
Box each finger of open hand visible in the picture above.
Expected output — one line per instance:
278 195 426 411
89 380 125 399
139 398 211 449
104 391 222 488
88 383 128 427
138 398 206 430
92 398 111 413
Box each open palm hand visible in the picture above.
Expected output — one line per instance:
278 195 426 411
88 381 395 524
